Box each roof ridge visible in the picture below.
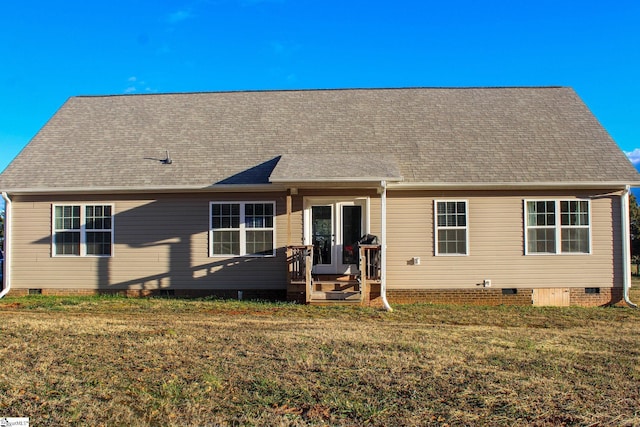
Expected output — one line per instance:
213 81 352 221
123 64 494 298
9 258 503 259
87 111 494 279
72 86 570 99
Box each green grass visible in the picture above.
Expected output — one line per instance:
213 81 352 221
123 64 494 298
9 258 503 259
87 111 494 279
1 296 639 426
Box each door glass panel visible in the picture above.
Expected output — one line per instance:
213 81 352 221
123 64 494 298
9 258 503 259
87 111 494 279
342 205 362 265
312 206 332 265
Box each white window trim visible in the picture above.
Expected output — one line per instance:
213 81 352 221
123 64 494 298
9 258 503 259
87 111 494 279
52 203 115 257
524 199 592 255
209 201 276 257
434 199 469 256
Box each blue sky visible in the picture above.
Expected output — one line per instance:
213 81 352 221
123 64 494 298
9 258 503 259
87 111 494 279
1 0 639 181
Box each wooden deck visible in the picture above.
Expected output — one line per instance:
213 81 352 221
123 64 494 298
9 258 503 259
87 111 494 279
287 245 381 305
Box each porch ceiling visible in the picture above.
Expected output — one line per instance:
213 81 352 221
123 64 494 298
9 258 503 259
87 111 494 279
269 154 403 184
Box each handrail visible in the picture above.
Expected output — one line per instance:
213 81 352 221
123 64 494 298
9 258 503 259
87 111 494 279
359 244 381 303
287 245 313 303
288 245 313 283
359 244 381 281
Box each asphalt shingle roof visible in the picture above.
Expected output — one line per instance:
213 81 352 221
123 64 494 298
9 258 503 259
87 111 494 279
1 87 638 192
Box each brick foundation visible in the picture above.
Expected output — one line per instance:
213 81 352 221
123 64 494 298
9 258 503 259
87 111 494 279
6 287 627 307
569 287 623 307
387 288 534 306
7 288 286 301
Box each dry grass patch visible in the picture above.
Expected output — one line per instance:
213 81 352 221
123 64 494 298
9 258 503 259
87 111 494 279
0 296 639 426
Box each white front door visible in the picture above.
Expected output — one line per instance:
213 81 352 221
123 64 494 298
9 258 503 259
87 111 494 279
305 198 367 275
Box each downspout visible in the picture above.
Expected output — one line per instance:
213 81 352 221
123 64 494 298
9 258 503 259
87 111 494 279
380 181 392 312
0 192 11 298
621 186 637 308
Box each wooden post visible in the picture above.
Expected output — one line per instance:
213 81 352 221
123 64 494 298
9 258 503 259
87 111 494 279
305 247 312 303
286 190 292 246
359 246 369 303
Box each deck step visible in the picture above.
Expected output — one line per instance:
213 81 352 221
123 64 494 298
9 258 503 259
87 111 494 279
312 280 360 292
310 290 362 301
309 299 363 306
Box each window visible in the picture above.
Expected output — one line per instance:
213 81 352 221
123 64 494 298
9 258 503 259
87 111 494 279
525 200 590 254
210 202 275 256
53 204 113 256
435 200 468 255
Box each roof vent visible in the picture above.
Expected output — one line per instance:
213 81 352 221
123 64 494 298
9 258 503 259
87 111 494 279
163 150 172 165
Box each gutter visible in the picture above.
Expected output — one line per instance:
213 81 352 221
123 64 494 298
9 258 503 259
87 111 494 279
379 181 392 312
0 192 11 298
2 183 283 195
389 181 640 191
621 186 637 308
8 180 640 196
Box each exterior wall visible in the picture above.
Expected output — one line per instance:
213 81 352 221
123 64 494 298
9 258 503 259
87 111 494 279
7 188 626 307
10 192 289 292
386 189 622 291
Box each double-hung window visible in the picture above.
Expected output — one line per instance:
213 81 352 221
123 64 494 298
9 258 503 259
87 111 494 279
525 200 590 254
435 200 468 255
53 204 113 256
210 202 275 256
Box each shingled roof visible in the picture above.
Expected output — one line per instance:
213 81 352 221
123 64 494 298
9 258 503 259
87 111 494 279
1 87 638 192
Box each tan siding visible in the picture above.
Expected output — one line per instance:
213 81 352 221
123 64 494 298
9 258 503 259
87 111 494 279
9 188 623 294
386 190 621 290
10 193 288 291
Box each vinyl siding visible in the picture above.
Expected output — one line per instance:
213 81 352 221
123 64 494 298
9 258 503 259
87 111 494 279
386 190 622 289
10 193 288 291
8 189 623 293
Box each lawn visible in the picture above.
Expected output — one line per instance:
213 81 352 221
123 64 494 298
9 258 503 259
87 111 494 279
0 296 639 426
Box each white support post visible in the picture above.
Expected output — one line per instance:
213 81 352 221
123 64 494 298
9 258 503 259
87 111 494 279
380 181 392 311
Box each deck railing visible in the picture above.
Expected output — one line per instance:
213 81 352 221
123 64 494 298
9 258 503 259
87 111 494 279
359 244 381 302
287 245 313 302
288 244 380 304
359 244 381 281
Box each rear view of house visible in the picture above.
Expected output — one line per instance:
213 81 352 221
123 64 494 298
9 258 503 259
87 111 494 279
1 87 638 307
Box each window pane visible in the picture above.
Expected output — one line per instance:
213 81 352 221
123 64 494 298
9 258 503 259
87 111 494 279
55 205 81 230
246 230 274 255
312 206 332 265
437 229 466 255
212 203 240 230
342 205 362 264
528 201 556 226
212 230 240 255
437 201 466 227
55 231 81 255
86 231 112 255
561 228 589 253
245 203 274 229
527 228 556 253
86 205 111 230
560 200 589 226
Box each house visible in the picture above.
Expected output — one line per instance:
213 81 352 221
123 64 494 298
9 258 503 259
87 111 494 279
1 87 639 307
